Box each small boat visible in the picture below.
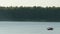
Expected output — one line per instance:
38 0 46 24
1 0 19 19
47 27 53 30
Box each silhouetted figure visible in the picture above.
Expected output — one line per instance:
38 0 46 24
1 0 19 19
47 27 53 30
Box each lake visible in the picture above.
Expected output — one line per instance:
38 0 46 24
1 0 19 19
0 21 60 34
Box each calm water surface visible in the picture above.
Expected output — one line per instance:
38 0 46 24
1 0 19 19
0 21 60 34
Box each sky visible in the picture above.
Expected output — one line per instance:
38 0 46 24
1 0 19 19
0 0 60 7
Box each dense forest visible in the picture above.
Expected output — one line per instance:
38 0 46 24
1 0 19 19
0 6 60 22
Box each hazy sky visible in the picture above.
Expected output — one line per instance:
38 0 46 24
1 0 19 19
0 0 60 7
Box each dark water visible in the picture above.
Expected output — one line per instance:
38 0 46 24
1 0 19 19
0 21 60 34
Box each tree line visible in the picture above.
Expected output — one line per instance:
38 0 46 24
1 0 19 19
0 6 60 22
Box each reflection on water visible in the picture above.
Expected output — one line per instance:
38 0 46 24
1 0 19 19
0 21 60 34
